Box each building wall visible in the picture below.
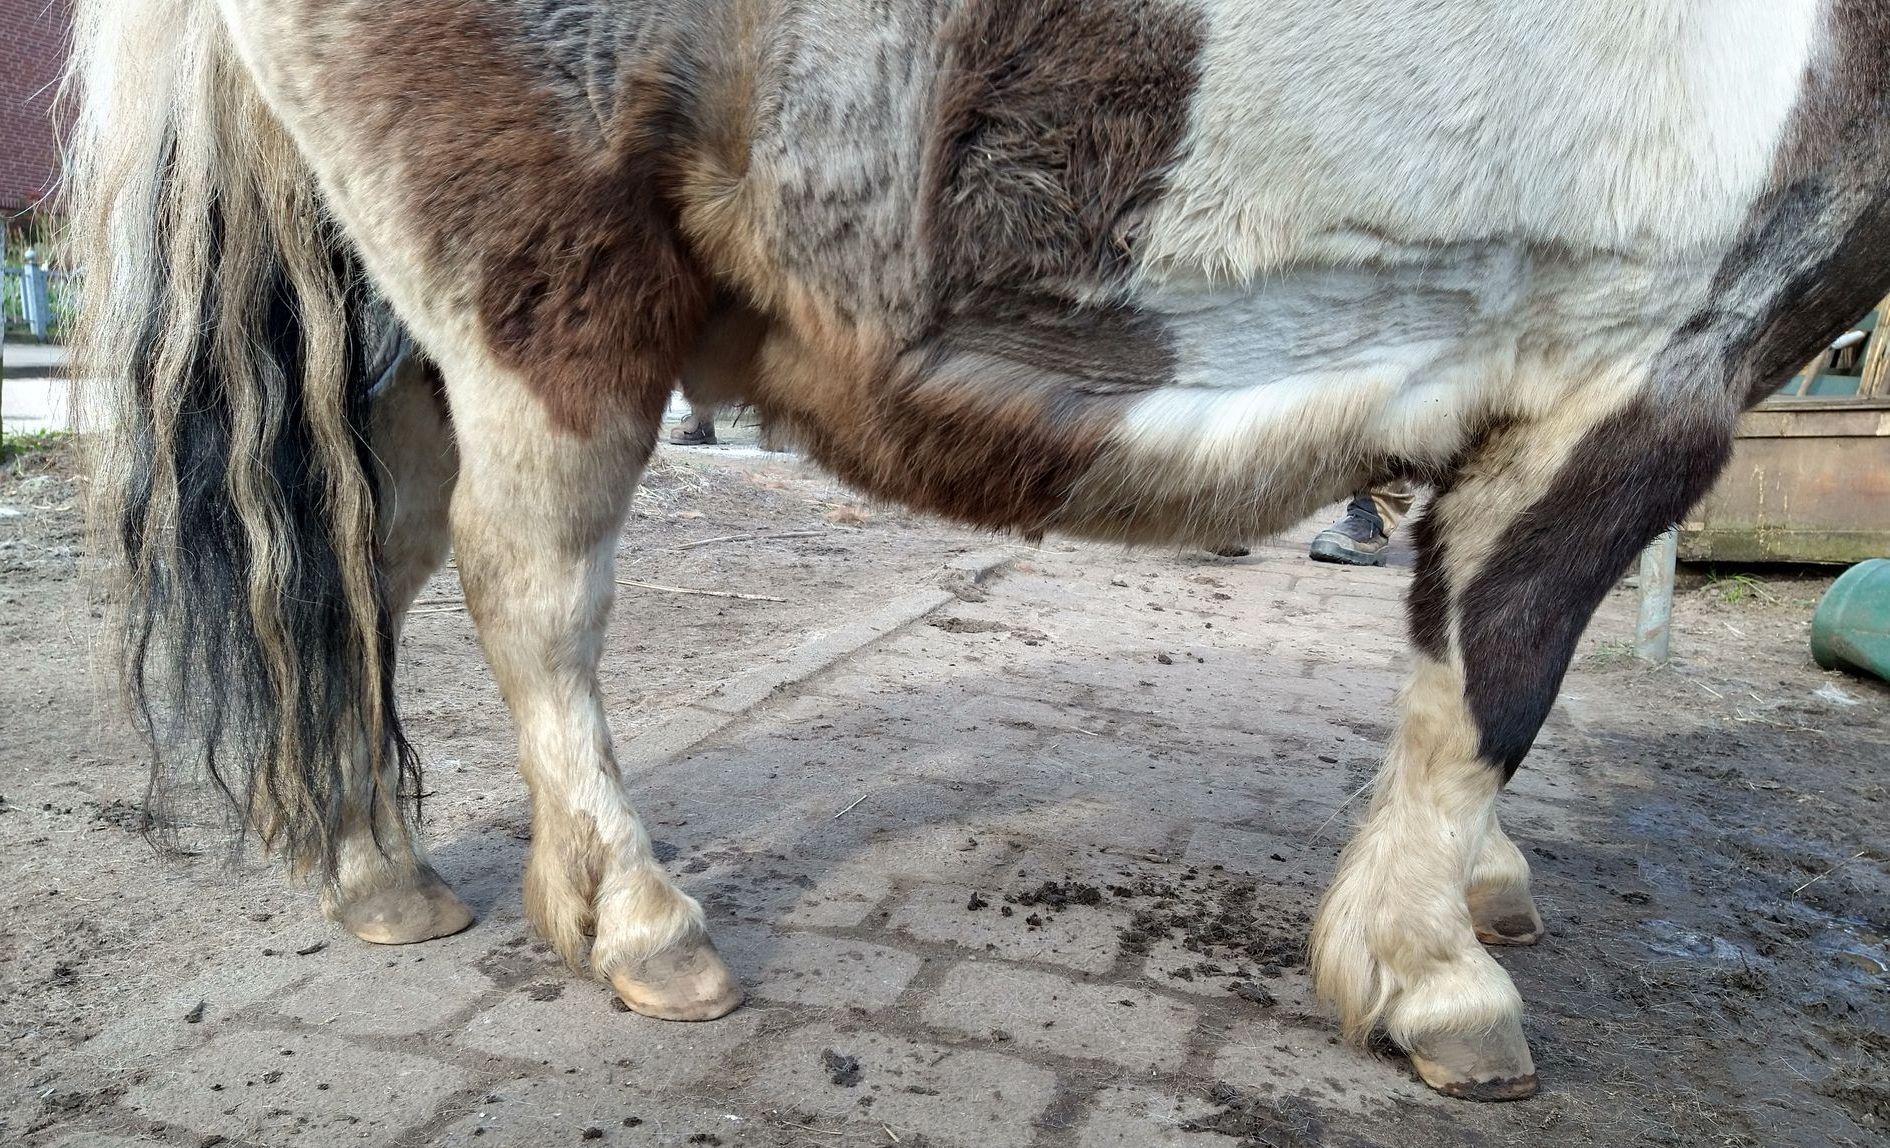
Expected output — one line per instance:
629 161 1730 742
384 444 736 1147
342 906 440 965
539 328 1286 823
0 0 72 214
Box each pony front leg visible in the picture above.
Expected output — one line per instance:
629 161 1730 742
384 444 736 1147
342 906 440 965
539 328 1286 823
1468 812 1544 946
446 368 741 1021
1311 658 1534 1101
1312 389 1734 1099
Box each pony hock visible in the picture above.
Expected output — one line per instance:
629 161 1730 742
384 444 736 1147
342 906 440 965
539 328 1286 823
69 0 1890 1101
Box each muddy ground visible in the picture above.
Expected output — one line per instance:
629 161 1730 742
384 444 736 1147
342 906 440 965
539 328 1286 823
1 428 1886 1147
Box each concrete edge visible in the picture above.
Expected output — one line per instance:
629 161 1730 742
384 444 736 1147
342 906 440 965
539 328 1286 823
619 548 1017 767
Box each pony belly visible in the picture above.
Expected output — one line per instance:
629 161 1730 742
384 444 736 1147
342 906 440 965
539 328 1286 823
744 249 1703 549
1051 249 1716 545
1055 264 1509 542
737 301 1465 547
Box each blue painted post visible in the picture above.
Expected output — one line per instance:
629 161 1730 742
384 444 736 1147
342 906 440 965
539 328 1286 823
22 248 51 340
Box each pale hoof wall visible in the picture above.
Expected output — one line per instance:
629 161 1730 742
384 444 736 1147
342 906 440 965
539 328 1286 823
341 876 476 946
610 937 744 1021
1408 1022 1538 1102
1473 914 1545 946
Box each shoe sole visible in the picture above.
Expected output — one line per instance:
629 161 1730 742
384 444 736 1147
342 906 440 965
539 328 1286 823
1308 538 1386 566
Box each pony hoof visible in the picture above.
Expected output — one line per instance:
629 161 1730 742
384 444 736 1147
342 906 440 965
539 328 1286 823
1469 889 1545 947
1406 1019 1538 1102
340 875 476 945
610 936 744 1021
1473 915 1545 946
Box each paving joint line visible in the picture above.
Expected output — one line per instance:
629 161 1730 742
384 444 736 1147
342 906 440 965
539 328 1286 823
617 550 1017 767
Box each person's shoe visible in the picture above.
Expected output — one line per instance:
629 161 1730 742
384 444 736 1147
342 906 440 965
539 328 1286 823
669 419 717 446
1309 504 1389 566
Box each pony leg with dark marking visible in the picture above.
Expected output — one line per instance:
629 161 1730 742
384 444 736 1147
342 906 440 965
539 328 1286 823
325 355 474 945
442 359 742 1021
1312 391 1733 1100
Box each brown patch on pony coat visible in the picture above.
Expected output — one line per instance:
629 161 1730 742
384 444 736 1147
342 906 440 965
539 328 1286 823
748 304 1172 533
678 298 770 411
317 2 712 436
926 0 1205 302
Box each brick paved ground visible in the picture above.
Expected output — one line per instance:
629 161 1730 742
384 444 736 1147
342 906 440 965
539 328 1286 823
9 446 1887 1147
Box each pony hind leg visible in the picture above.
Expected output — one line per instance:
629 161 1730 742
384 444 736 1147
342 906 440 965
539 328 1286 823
442 350 740 1021
160 0 729 977
324 351 475 944
1310 389 1732 1099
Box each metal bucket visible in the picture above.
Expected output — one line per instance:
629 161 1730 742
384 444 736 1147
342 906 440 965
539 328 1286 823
1811 558 1890 682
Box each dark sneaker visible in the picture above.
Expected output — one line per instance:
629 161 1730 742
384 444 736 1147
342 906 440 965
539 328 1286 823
1309 503 1389 566
669 419 717 446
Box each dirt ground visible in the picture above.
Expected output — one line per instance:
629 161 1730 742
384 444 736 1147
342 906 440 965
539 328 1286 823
1 427 1886 1147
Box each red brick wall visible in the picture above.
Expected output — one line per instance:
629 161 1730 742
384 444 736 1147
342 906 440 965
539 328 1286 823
0 0 72 212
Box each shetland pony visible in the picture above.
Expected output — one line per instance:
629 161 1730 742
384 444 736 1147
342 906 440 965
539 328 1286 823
69 0 1890 1101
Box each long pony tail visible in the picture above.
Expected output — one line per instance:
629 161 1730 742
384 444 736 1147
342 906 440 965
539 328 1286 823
66 0 416 880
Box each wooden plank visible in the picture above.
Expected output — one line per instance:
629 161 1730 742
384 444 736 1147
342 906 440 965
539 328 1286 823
1738 407 1890 438
1864 296 1890 399
1682 433 1890 564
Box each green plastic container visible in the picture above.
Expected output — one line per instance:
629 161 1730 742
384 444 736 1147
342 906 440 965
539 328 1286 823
1811 558 1890 682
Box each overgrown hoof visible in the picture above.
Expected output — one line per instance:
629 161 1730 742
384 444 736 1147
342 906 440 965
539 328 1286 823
1406 1019 1538 1102
340 871 476 945
609 935 744 1021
